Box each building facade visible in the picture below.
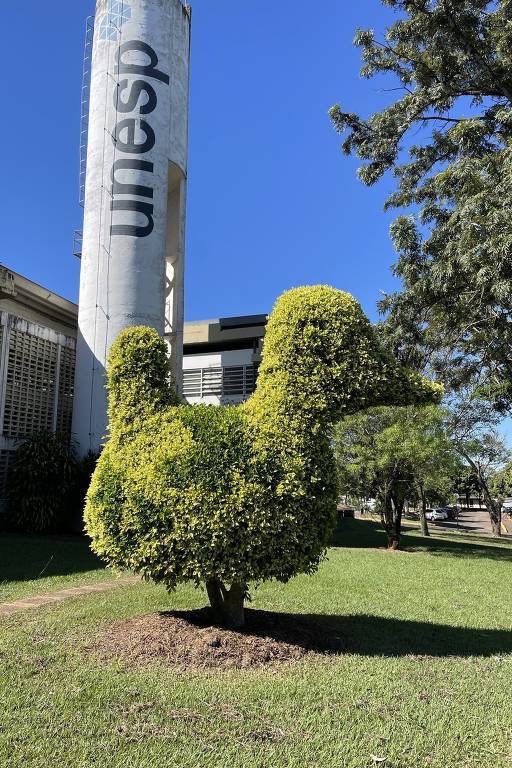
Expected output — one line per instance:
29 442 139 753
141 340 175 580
0 265 266 503
182 315 265 405
0 267 78 503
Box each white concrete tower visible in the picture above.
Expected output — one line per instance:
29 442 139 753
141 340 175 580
73 0 191 454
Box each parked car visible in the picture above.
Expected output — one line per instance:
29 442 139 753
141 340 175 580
425 508 449 522
337 503 355 518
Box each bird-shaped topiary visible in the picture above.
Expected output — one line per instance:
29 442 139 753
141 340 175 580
85 286 442 627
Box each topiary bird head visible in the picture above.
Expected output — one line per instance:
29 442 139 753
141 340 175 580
105 286 441 436
250 286 442 424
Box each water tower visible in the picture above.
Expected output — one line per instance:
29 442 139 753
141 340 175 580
72 0 191 454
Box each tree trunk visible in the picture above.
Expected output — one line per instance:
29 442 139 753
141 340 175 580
386 533 400 550
488 504 502 536
488 504 502 537
205 579 247 628
381 491 404 550
458 452 502 538
490 516 502 536
395 504 403 541
477 473 502 538
418 482 430 537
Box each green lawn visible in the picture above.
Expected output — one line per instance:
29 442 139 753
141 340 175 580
0 534 114 602
1 519 512 768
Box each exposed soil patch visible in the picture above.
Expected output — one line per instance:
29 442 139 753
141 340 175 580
88 608 345 671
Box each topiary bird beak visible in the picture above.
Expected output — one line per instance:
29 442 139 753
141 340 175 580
371 363 444 409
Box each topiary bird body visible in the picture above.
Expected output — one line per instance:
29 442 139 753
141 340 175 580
85 286 441 627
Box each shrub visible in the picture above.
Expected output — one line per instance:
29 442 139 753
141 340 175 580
68 451 100 533
7 432 78 533
85 286 441 626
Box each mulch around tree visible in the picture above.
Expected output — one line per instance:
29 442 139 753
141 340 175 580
88 608 345 671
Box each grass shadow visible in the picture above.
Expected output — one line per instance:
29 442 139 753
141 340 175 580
0 534 105 584
170 607 512 658
331 517 512 561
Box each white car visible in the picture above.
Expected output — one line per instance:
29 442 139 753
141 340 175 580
425 508 449 522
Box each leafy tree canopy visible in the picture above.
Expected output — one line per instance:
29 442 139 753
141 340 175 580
446 390 510 532
330 0 512 407
335 404 460 546
490 460 512 499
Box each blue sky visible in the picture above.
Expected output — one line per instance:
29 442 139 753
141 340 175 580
1 0 399 322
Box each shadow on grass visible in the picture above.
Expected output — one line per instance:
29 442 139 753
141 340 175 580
172 607 512 658
0 534 105 584
331 517 512 561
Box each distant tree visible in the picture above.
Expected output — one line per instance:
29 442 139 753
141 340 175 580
453 464 481 509
335 405 459 547
448 393 510 535
393 406 461 535
336 409 401 549
330 0 512 408
490 462 512 525
455 433 508 534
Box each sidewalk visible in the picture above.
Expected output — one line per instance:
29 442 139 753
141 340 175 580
0 575 139 617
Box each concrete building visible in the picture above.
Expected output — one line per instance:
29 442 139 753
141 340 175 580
74 0 191 456
183 315 265 405
0 265 266 501
0 267 78 502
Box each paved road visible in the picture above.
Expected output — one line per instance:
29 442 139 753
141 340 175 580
358 507 512 537
429 508 496 535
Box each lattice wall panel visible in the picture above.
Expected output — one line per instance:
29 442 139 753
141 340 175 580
3 330 58 438
56 346 76 435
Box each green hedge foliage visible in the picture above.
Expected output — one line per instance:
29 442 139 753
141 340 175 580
7 432 78 533
6 434 99 534
85 286 442 589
